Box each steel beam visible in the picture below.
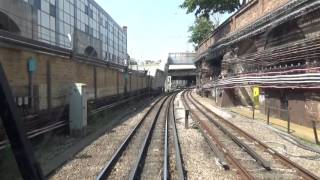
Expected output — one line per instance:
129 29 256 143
0 63 44 180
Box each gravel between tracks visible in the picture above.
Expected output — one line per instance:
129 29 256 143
174 92 238 180
107 98 166 179
193 92 320 178
168 106 178 180
50 101 156 180
140 97 168 180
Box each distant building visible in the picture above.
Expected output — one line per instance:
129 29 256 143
130 60 163 76
152 69 166 91
129 59 165 91
165 52 196 91
0 0 127 65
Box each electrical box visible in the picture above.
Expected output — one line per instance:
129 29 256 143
69 83 87 136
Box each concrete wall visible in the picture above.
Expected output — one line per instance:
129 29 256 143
151 70 165 90
0 0 34 38
75 30 103 59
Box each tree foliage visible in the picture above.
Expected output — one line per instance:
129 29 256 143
188 17 214 46
181 0 246 18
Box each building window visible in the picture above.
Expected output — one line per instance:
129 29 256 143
89 27 93 35
85 5 89 15
85 24 89 33
50 4 56 17
34 0 41 9
89 9 93 18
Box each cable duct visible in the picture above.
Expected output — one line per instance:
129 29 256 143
203 71 320 89
223 36 320 67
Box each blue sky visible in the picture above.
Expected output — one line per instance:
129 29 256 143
95 0 230 63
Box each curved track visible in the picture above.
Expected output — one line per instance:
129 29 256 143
182 90 319 180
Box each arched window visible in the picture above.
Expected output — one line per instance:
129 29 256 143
84 46 98 58
0 11 21 34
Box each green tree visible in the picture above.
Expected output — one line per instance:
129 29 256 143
188 17 214 46
181 0 247 18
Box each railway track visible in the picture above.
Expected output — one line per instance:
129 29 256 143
97 93 185 180
167 94 185 180
182 90 319 180
0 93 150 150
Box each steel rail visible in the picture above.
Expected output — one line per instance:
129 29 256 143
0 93 149 150
96 95 165 180
187 91 271 171
182 91 254 180
89 93 147 115
181 91 229 170
129 94 173 180
0 94 146 150
163 95 170 180
171 93 186 180
189 92 320 180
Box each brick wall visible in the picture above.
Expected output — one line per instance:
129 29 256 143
0 46 148 112
197 0 290 56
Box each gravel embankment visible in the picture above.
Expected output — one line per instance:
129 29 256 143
193 92 320 178
174 92 238 180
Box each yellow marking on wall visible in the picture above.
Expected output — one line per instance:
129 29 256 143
253 87 260 106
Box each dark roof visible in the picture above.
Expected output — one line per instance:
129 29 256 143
167 53 196 65
129 59 138 65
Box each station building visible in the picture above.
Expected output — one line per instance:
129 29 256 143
0 0 127 65
0 0 152 142
165 52 197 91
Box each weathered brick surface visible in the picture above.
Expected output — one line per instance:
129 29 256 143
0 47 147 110
235 2 260 30
96 67 116 97
262 0 289 14
197 0 290 56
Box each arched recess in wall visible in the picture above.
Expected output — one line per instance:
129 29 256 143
84 46 98 58
0 11 21 34
236 38 257 56
208 55 223 78
264 20 305 49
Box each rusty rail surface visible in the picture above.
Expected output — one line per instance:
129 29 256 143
189 91 319 180
181 91 254 180
188 92 271 171
170 93 186 180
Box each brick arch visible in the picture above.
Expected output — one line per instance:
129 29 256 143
205 55 223 79
236 38 258 56
0 11 21 34
264 20 305 49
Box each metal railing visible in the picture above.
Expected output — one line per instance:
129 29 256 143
252 105 319 145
